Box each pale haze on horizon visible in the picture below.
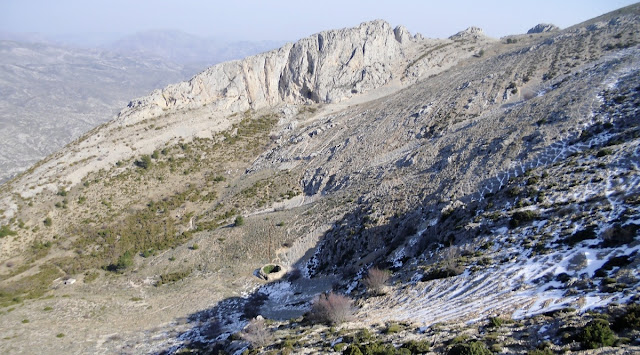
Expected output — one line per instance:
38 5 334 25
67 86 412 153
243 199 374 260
0 0 638 43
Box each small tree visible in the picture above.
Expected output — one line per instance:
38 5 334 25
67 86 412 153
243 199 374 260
580 319 616 349
135 155 152 169
308 292 354 325
234 215 245 226
109 250 134 272
364 267 390 295
240 317 272 348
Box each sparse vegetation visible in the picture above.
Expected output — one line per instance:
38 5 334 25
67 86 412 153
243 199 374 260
0 225 17 238
448 341 491 355
156 269 192 286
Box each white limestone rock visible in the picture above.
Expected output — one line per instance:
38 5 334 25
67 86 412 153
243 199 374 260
116 20 418 126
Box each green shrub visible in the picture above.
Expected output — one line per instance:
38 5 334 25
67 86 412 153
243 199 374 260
334 343 347 352
362 342 397 355
56 333 65 338
135 155 152 169
384 322 402 334
488 317 504 328
613 304 640 331
234 215 245 226
43 217 52 227
140 249 155 258
84 271 99 283
528 349 553 355
262 264 280 274
108 250 134 272
401 339 430 353
343 344 363 355
449 335 469 345
190 244 199 250
580 319 616 349
0 225 17 238
596 149 613 157
448 341 492 355
509 210 538 228
422 264 464 281
156 269 192 286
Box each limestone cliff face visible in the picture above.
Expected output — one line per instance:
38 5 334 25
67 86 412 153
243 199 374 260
116 20 419 125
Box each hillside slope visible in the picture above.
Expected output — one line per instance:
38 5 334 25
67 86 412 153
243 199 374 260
0 5 639 355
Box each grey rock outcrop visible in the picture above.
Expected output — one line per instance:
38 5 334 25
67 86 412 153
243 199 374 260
527 23 559 34
449 26 486 40
117 20 420 126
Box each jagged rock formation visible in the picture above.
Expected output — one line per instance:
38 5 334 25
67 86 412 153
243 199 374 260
118 20 421 125
527 23 560 33
1 5 640 354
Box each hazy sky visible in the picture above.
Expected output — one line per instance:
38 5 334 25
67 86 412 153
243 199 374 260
1 0 637 42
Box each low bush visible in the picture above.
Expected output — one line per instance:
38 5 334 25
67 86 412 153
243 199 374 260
422 264 464 281
0 225 17 238
364 267 390 295
613 303 640 331
401 339 430 353
509 210 538 229
447 341 492 355
107 250 134 272
134 155 152 169
156 269 192 286
308 292 354 325
488 317 504 328
262 264 280 274
596 149 613 157
383 322 402 334
240 317 272 349
562 226 597 246
580 319 616 349
234 215 245 226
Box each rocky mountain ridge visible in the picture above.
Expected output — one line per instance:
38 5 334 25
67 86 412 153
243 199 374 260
0 5 639 355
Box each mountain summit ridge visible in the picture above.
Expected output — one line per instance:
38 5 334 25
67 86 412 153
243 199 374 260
117 20 421 125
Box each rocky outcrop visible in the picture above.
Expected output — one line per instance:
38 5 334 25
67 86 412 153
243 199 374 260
116 20 421 125
449 26 486 40
527 23 559 33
